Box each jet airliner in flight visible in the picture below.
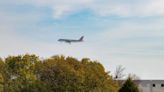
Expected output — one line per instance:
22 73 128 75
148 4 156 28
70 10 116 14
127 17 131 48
58 36 84 44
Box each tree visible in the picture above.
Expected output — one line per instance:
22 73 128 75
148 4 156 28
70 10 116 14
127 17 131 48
114 65 125 80
82 59 118 92
0 58 4 92
5 54 39 79
0 54 119 92
36 55 119 92
4 54 49 92
119 77 139 92
114 65 126 88
36 55 85 92
0 57 11 92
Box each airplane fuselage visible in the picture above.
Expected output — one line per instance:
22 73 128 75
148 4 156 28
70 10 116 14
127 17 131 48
58 36 84 44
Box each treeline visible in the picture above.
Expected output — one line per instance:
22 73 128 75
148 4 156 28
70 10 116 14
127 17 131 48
0 54 119 92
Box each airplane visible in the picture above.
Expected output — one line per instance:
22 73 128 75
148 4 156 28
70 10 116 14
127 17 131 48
58 36 84 44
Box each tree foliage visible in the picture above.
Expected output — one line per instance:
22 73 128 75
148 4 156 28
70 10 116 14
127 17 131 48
0 54 118 92
119 77 139 92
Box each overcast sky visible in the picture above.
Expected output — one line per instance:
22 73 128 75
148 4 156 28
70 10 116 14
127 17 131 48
0 0 164 79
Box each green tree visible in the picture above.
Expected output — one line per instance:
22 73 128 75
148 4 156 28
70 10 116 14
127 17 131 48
4 54 49 92
119 77 139 92
81 59 118 92
0 58 4 92
0 54 119 92
5 54 39 79
36 55 85 92
36 55 118 92
0 57 11 92
7 78 49 92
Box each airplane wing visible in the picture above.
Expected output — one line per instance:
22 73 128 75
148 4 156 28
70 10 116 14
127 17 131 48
64 40 71 43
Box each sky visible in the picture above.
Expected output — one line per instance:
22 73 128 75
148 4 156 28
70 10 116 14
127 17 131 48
0 0 164 79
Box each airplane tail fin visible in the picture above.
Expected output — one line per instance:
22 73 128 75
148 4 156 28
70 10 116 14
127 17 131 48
79 36 84 41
